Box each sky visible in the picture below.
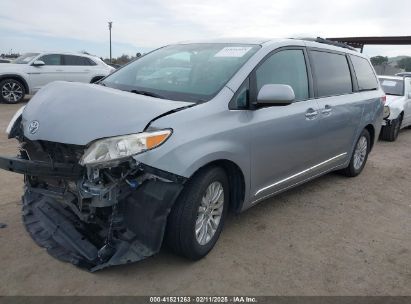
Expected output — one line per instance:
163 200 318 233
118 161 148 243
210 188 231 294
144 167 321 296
0 0 410 59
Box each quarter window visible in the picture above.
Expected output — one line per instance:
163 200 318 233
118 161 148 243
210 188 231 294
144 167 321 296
39 54 62 65
310 51 352 97
255 50 309 101
350 55 378 91
230 78 249 109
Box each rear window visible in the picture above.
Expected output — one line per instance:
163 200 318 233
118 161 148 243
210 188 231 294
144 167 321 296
350 55 378 91
310 51 352 97
379 78 404 96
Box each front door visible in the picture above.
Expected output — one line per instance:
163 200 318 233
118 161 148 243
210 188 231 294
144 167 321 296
28 54 65 92
248 48 324 203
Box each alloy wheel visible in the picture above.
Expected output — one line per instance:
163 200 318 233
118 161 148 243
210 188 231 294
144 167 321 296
1 81 24 103
353 135 368 170
195 181 224 246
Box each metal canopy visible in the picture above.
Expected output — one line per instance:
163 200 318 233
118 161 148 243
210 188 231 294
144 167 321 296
326 36 411 52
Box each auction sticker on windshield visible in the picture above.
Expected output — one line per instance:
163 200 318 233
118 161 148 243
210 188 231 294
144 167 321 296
214 47 252 57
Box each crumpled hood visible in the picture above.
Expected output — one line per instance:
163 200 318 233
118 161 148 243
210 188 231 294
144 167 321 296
385 95 404 106
22 81 193 145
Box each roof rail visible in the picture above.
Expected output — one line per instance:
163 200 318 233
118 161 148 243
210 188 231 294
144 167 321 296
297 37 358 52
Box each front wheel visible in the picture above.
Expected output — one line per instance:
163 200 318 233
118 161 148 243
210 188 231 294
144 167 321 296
0 79 25 104
165 166 229 260
341 129 370 177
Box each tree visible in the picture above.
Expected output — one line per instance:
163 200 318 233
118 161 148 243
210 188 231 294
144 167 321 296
370 56 388 66
115 54 130 64
397 57 411 72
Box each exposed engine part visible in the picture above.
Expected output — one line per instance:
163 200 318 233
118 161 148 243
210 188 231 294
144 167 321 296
79 165 144 208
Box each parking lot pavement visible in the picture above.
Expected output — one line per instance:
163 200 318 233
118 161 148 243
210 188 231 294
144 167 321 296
0 102 410 296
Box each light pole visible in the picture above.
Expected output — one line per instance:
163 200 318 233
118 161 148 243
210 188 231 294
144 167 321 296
108 21 113 63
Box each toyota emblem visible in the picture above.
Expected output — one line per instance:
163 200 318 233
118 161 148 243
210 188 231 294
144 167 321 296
28 120 40 134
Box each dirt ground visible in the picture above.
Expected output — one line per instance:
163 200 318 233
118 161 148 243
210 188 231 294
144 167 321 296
0 102 410 296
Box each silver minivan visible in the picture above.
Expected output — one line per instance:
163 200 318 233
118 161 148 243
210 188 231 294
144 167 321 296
1 38 384 271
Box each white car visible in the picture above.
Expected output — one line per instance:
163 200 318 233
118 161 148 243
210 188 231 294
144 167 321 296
379 75 411 141
0 52 115 104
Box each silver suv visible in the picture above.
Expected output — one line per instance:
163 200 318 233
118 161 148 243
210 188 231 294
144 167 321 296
0 38 384 271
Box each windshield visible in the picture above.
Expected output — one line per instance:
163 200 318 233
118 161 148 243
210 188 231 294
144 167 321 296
12 53 40 64
379 78 404 96
102 43 260 102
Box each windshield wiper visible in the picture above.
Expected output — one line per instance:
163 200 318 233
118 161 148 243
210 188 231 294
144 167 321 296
130 89 165 99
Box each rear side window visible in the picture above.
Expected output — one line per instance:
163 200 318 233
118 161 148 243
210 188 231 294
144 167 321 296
350 55 378 91
39 54 62 65
63 55 94 66
310 51 352 97
255 49 309 100
86 58 97 65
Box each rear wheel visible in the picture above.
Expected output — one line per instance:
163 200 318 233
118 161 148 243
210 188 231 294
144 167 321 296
380 115 402 141
341 129 370 177
0 79 25 104
166 166 229 260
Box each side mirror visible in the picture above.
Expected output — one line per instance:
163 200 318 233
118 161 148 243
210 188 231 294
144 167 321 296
32 60 45 67
256 84 295 105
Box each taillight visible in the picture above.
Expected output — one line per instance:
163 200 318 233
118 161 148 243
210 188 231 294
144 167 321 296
381 96 386 105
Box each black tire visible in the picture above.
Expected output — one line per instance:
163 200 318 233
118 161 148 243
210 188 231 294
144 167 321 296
341 129 371 177
380 116 402 142
0 78 25 104
165 166 229 260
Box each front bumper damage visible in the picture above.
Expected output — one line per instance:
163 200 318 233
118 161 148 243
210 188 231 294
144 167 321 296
0 146 185 271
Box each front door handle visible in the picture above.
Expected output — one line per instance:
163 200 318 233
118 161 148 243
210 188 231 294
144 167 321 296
305 108 318 120
322 105 332 115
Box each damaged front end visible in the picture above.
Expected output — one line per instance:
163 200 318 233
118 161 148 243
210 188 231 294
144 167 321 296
0 137 185 271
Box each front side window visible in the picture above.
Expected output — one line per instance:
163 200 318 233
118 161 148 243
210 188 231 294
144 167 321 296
255 49 309 101
39 54 62 65
310 51 352 97
350 55 378 91
379 78 404 96
101 43 260 102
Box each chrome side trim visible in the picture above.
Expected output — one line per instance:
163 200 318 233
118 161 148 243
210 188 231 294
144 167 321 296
255 152 347 196
250 162 345 206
